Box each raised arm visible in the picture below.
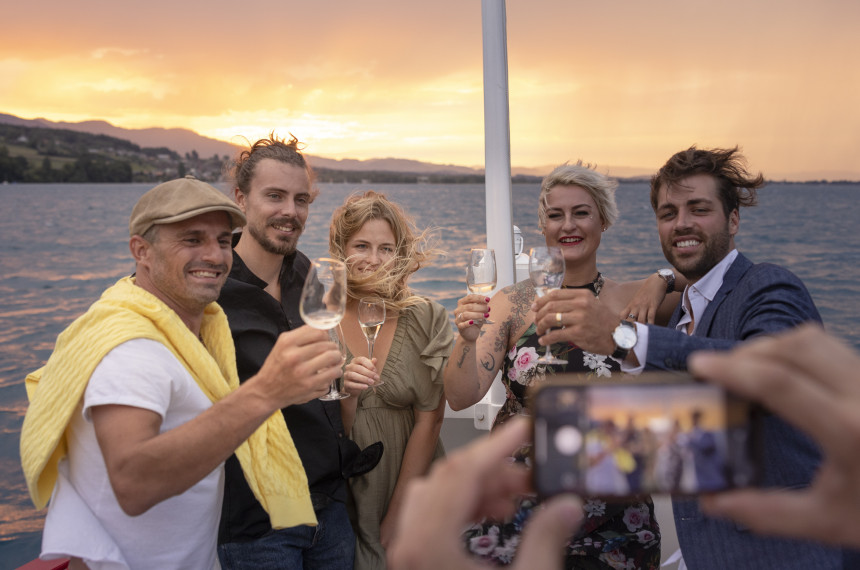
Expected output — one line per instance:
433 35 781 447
92 326 341 516
643 265 821 370
617 271 686 326
340 354 379 435
443 281 532 411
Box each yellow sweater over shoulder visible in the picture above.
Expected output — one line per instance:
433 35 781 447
20 276 316 528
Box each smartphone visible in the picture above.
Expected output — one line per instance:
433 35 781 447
530 372 762 498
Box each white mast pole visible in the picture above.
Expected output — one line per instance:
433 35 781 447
481 0 515 289
475 0 512 428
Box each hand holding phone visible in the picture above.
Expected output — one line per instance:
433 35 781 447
531 372 762 498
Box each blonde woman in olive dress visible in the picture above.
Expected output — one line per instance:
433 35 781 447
329 191 453 569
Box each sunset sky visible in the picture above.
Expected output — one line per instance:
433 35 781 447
2 0 858 179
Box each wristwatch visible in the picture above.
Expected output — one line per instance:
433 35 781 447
611 320 638 360
657 268 676 294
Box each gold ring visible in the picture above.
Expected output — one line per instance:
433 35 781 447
555 312 563 326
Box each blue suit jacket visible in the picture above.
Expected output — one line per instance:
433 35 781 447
645 253 843 569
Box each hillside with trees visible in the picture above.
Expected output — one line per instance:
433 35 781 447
0 124 229 183
0 121 544 185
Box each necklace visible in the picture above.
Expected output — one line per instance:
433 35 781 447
561 272 604 297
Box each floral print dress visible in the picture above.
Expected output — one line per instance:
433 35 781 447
463 323 662 570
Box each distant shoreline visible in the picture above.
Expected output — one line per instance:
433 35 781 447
2 118 858 185
2 177 859 186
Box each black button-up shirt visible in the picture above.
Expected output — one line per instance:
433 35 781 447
217 245 354 544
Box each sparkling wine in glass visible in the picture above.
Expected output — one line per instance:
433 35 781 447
528 246 568 365
300 257 350 400
466 248 496 324
358 296 386 387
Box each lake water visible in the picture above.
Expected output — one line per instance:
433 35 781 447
1 181 858 567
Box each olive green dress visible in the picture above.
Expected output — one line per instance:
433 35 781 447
346 300 454 570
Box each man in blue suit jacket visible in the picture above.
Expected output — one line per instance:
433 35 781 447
533 146 842 568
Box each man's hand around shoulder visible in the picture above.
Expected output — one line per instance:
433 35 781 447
249 326 343 408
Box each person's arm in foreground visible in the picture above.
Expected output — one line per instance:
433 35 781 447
690 324 860 549
387 417 583 570
92 326 341 516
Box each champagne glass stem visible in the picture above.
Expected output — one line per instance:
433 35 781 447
319 324 349 401
533 305 567 364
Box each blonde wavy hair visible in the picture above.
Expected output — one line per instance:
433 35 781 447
329 191 442 311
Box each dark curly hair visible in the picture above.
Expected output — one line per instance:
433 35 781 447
650 146 764 216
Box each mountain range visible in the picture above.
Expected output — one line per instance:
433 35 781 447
8 112 856 181
0 112 655 178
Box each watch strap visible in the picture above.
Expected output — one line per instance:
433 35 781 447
611 344 630 360
657 269 675 294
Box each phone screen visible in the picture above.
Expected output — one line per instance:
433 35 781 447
531 374 761 498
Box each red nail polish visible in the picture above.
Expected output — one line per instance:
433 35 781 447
485 297 490 302
484 313 489 318
469 320 474 325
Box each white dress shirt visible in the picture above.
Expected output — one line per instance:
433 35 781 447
621 249 739 373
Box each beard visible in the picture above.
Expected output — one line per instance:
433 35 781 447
247 216 304 256
184 262 230 305
661 224 732 282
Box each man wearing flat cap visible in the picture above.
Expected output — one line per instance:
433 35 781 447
20 176 343 569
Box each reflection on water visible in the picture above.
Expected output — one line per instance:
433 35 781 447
1 182 858 563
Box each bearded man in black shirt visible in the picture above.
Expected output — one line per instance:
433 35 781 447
217 135 376 569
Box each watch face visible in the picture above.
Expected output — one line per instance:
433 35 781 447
613 324 637 349
658 269 674 278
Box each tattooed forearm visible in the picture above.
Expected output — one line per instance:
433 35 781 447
456 345 471 368
493 281 534 353
480 353 496 372
492 327 507 354
508 280 535 330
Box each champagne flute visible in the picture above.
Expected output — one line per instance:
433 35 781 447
326 325 350 399
300 257 350 400
528 246 568 365
466 248 496 324
358 296 386 387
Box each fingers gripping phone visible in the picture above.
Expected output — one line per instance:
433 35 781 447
531 373 762 498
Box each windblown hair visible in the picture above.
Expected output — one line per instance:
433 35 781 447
329 191 441 311
538 162 619 232
650 146 764 216
228 132 319 201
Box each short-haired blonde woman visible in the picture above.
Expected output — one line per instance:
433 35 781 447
329 191 453 569
444 163 678 570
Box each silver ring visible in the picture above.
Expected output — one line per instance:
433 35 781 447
628 314 636 319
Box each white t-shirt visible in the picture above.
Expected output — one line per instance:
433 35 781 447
41 338 224 570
